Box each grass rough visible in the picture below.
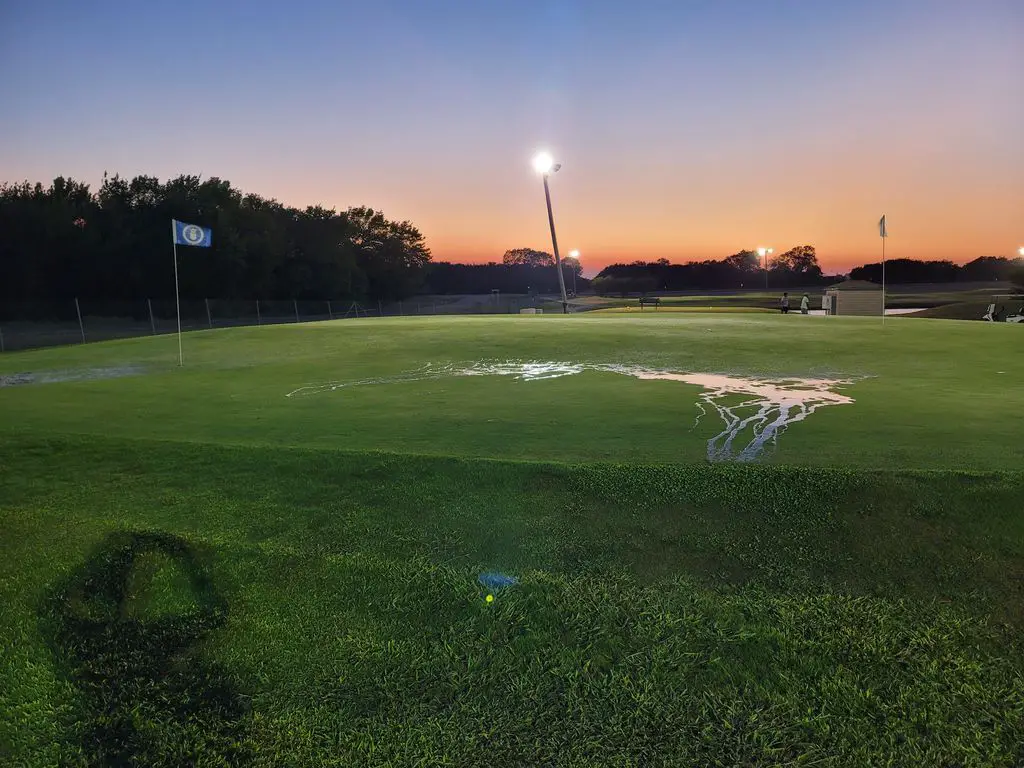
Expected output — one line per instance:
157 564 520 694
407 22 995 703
2 315 1023 765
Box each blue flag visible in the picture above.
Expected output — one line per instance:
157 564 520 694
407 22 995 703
172 219 212 247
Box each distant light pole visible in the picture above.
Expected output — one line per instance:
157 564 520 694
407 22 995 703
532 151 569 313
757 246 774 290
566 249 580 296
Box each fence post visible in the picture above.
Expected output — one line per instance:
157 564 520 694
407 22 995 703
0 326 4 353
378 300 383 317
74 298 86 343
294 299 300 323
399 301 404 316
327 301 333 320
433 303 436 314
256 300 261 325
205 298 213 328
148 298 156 334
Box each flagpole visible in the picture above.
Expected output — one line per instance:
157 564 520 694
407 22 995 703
881 227 886 327
172 220 183 366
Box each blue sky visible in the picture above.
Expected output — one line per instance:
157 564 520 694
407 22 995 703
2 0 1022 269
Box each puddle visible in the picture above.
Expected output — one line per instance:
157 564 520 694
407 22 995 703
625 371 853 462
0 365 144 388
288 361 856 462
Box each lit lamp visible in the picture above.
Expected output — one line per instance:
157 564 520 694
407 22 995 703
531 151 568 313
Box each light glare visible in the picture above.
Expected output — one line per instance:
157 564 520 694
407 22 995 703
532 151 555 174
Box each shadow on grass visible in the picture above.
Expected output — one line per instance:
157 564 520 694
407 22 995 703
40 531 250 766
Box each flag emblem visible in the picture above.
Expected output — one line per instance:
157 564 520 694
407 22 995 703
183 224 204 244
173 219 212 247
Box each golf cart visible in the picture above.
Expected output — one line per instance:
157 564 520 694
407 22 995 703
982 295 1024 323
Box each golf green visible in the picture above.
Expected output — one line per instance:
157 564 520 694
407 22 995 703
2 314 1022 765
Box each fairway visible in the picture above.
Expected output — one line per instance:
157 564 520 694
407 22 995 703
2 314 1024 766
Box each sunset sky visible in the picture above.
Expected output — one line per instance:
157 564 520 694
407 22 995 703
1 0 1022 274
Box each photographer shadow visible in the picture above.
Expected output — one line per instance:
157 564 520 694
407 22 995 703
41 530 250 766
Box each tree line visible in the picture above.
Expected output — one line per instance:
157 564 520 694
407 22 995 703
0 175 431 303
592 249 1024 296
3 175 1020 307
425 248 585 296
849 257 1022 285
592 247 825 295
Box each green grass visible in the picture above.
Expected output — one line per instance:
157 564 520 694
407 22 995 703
2 314 1021 469
2 314 1024 765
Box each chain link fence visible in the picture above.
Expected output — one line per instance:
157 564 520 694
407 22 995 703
0 294 567 352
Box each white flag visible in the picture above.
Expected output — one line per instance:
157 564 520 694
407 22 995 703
878 215 887 238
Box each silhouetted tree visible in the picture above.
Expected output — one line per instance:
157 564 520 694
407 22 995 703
722 250 761 275
770 245 823 287
959 256 1022 282
0 174 430 305
502 248 553 267
850 259 958 284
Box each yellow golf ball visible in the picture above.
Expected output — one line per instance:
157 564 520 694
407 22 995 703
485 594 494 603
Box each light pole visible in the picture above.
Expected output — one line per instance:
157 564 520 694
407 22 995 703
566 249 580 296
532 151 569 313
757 246 773 290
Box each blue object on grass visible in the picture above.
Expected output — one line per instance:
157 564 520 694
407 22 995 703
478 572 518 591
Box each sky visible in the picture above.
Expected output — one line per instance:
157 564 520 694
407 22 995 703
1 0 1022 275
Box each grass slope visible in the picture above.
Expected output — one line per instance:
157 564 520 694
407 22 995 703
916 299 1024 321
2 436 1023 766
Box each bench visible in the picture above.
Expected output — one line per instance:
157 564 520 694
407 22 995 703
638 297 661 310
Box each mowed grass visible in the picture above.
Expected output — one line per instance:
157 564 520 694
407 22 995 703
1 314 1023 469
2 314 1024 765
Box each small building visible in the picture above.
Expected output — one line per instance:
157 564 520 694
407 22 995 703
824 280 883 316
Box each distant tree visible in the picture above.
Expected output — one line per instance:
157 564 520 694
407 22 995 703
502 248 554 267
593 247 832 292
850 258 958 284
591 274 657 297
347 206 431 301
722 250 760 274
959 256 1017 282
771 245 823 285
590 276 625 297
